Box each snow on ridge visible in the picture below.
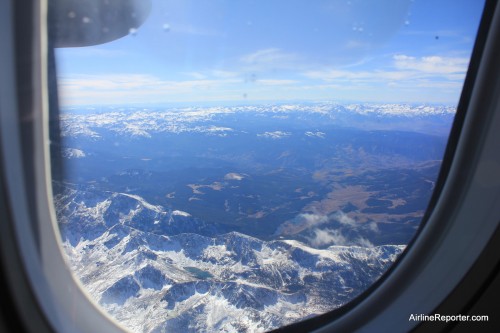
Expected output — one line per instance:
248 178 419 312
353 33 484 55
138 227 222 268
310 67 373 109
60 102 456 138
123 123 151 137
57 190 406 333
305 131 325 138
118 193 163 213
257 131 291 139
62 148 86 159
172 210 191 217
344 103 456 116
224 173 245 181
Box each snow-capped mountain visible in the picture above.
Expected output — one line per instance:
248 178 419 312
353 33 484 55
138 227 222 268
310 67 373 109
54 184 404 333
59 102 455 139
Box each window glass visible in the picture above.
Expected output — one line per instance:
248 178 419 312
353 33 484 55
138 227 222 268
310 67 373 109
50 1 484 332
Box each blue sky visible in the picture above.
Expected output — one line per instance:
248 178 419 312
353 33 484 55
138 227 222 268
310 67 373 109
55 0 485 106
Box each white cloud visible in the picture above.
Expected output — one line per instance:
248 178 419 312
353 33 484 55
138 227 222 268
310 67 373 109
211 70 240 78
295 213 329 229
308 228 348 247
239 48 299 71
182 72 207 80
302 54 469 84
303 69 413 82
393 55 469 75
307 229 376 248
57 74 241 105
181 70 241 80
57 53 469 105
241 48 289 63
368 222 379 233
256 79 298 86
355 237 375 248
60 74 163 90
334 211 357 227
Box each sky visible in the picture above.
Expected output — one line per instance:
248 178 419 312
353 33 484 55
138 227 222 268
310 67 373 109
55 0 485 106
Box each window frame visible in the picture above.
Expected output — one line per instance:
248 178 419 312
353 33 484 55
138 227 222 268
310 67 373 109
0 1 125 332
0 0 499 332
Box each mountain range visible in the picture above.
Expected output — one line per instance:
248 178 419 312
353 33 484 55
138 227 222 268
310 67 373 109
53 102 449 332
55 183 404 332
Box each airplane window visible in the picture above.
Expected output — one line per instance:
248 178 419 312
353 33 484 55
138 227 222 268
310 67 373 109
48 0 485 332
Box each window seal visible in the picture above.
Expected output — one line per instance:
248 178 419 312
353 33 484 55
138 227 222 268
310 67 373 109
0 1 127 332
1 1 499 333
